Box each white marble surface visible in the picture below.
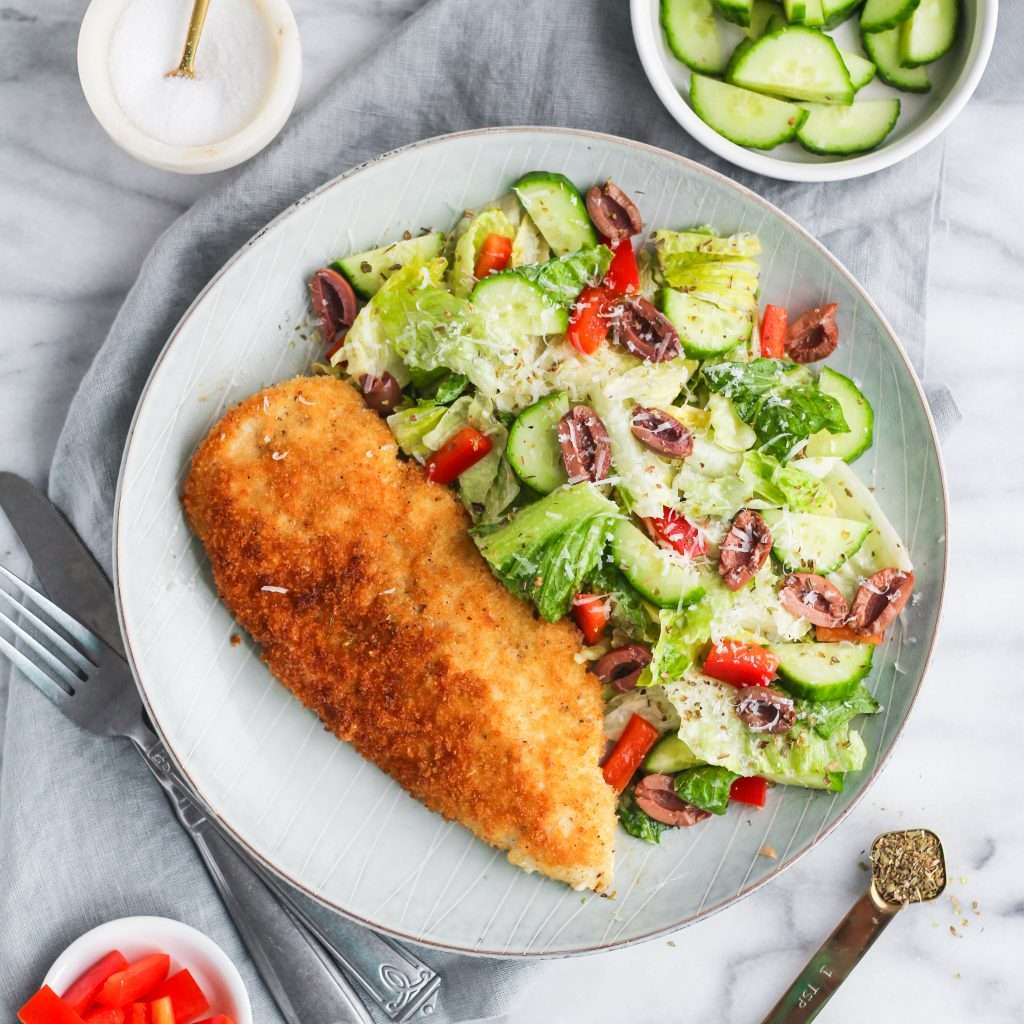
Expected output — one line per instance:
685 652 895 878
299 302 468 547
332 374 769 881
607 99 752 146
1 2 1021 1022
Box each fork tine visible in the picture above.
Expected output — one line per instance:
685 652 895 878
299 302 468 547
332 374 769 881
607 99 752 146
0 564 103 661
0 608 82 693
0 631 72 704
0 588 94 673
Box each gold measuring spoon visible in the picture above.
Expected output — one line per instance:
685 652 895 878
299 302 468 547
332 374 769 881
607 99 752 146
166 0 213 79
761 829 946 1023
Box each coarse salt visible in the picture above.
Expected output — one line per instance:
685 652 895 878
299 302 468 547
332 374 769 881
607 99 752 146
109 0 277 147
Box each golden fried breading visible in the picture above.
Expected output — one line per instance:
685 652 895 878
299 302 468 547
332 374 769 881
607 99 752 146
183 375 615 891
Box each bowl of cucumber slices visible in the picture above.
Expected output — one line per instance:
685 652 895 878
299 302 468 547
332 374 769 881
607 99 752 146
631 0 997 180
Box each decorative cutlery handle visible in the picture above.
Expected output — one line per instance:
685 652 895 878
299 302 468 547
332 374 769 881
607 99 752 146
135 736 373 1024
135 733 441 1022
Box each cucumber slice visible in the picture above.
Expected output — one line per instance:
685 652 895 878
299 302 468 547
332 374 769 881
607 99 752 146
727 26 855 105
761 509 871 573
806 368 875 460
506 392 570 494
715 0 754 26
512 172 597 256
770 641 874 701
862 26 931 90
841 49 877 90
658 287 754 358
860 0 920 32
899 0 959 65
643 734 703 773
471 271 568 336
611 520 708 609
748 0 782 37
823 0 864 27
796 98 900 155
691 73 808 150
661 0 729 75
333 232 445 299
784 0 825 25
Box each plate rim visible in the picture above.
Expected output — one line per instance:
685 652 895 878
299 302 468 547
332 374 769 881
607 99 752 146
112 124 950 958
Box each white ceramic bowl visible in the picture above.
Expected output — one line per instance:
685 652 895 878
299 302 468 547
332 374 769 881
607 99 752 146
77 0 301 174
43 916 252 1024
631 0 997 182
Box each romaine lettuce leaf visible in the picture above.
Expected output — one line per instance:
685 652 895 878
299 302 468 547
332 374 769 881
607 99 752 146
702 359 849 460
520 245 613 306
584 560 658 643
385 402 448 460
707 394 756 452
664 672 867 788
641 599 714 688
673 765 737 815
603 685 681 742
741 451 836 514
618 790 670 844
795 684 881 739
451 208 516 297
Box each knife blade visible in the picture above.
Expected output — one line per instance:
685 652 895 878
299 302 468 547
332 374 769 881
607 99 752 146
0 472 441 1023
0 472 124 656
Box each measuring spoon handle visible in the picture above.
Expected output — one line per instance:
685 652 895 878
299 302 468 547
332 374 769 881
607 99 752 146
761 888 900 1024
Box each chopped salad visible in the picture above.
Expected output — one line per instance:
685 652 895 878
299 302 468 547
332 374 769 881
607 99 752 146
307 171 915 843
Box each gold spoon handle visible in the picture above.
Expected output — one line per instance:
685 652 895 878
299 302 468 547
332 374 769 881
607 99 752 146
760 889 901 1024
172 0 213 77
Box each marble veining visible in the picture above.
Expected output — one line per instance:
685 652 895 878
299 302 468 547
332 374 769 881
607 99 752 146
0 2 1021 1021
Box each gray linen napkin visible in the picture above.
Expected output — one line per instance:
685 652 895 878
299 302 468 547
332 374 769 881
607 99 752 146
1 0 962 1019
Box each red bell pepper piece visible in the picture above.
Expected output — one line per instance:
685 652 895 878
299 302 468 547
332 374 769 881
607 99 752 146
148 999 173 1024
703 639 779 688
424 426 492 485
97 956 170 1010
760 304 788 359
62 951 130 1014
568 286 615 356
473 233 512 280
815 624 882 645
18 988 86 1024
193 1017 234 1024
602 714 659 793
125 1006 149 1024
730 775 768 808
150 971 209 1024
648 507 706 559
603 239 640 294
83 1010 125 1024
572 593 610 645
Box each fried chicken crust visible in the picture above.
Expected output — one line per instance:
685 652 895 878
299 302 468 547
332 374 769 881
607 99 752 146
183 375 615 891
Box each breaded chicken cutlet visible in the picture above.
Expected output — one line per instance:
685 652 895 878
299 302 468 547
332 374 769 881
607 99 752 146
183 375 616 892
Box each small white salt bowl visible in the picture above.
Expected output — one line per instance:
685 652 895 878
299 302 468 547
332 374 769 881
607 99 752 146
78 0 301 174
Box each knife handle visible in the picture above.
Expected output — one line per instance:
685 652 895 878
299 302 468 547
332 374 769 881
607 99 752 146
133 734 441 1022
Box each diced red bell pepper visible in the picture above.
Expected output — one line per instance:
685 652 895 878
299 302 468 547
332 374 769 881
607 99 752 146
83 1009 125 1024
62 951 130 1014
424 426 492 485
18 987 85 1024
568 286 616 356
648 507 706 559
473 233 512 280
572 593 610 645
149 971 209 1024
193 1017 234 1024
730 775 768 808
703 639 779 688
760 304 788 359
125 1006 149 1024
97 956 170 1010
148 999 174 1024
603 239 640 294
815 624 883 645
602 714 659 793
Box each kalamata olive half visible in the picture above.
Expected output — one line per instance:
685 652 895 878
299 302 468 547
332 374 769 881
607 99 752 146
610 297 681 363
735 687 796 735
557 405 612 483
778 573 849 627
310 268 358 351
630 406 694 458
360 372 402 415
592 644 653 693
847 568 915 636
786 303 839 363
718 509 772 591
633 774 711 827
585 181 644 245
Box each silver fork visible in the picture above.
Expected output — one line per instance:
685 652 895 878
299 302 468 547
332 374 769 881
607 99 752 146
0 564 441 1023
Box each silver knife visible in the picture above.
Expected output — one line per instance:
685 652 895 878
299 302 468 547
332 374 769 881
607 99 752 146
0 472 441 1023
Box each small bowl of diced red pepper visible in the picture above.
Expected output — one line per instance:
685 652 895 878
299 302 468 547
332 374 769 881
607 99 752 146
19 916 251 1024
